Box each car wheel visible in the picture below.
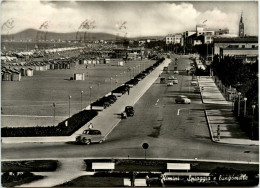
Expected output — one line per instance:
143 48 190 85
82 138 91 145
82 137 87 143
86 139 91 145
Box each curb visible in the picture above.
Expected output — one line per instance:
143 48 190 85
204 109 214 142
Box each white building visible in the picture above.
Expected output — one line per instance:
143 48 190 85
166 34 183 45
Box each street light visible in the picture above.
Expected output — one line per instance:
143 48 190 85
243 97 247 117
110 77 112 92
89 86 92 110
237 92 241 116
53 102 56 125
69 95 71 117
81 91 83 110
231 91 234 111
98 82 100 97
251 105 256 139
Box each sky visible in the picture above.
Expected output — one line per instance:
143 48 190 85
1 1 258 37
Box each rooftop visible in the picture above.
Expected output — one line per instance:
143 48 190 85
214 37 258 43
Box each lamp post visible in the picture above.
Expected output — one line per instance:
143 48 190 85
243 97 247 117
104 79 107 93
231 90 234 111
89 86 92 110
53 102 56 125
237 92 241 116
80 91 83 110
251 105 256 139
98 82 100 97
69 95 71 117
110 77 112 92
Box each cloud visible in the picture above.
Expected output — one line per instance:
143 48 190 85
1 1 257 37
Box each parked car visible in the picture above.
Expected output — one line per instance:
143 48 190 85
75 129 105 144
125 106 135 116
175 95 191 104
168 76 175 80
194 86 204 91
172 78 178 84
173 70 179 74
191 81 198 86
167 81 173 86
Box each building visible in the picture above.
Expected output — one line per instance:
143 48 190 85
214 37 258 63
166 34 183 45
220 48 258 63
196 25 215 36
215 29 229 36
239 13 244 37
213 37 258 54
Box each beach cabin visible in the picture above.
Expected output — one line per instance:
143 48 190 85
20 68 26 76
11 71 21 81
74 73 85 80
26 68 34 77
3 71 12 81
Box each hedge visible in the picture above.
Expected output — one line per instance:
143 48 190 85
2 110 97 137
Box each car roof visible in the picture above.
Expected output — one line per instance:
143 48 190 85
84 129 101 133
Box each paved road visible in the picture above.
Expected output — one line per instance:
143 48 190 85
2 56 258 162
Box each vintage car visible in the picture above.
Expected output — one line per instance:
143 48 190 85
76 129 105 144
172 78 178 84
167 81 174 86
125 106 135 116
175 95 191 104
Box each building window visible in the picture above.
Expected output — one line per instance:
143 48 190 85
252 45 255 48
242 45 245 48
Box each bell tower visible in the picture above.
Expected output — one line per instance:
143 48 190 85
239 12 244 37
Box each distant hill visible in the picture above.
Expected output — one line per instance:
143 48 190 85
1 29 164 41
1 29 118 41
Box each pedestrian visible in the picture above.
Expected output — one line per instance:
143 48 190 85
127 86 130 95
145 175 150 187
130 171 136 187
88 122 93 129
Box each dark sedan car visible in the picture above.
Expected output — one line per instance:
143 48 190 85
125 106 135 116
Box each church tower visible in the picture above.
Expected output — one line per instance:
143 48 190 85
239 13 244 37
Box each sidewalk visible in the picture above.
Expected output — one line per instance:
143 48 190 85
2 58 171 143
198 76 258 146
